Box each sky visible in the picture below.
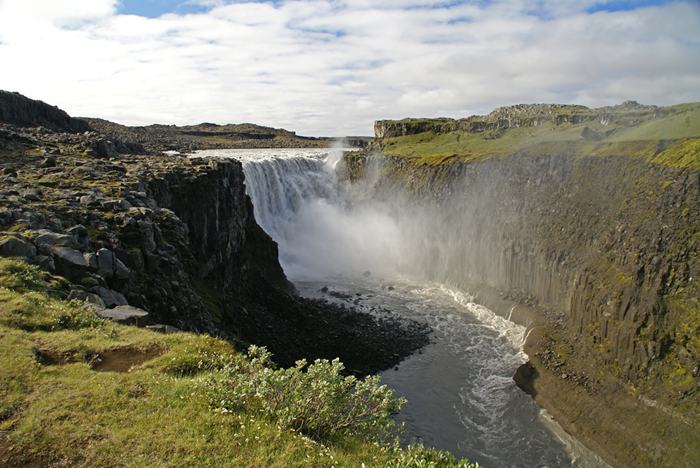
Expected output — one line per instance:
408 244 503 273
0 1 698 136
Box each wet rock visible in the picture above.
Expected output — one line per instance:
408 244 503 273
513 362 538 397
0 236 37 258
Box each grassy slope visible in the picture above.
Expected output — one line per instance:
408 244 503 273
0 258 473 467
379 103 700 169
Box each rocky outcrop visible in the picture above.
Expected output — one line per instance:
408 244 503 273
0 91 90 133
0 148 427 375
374 101 667 139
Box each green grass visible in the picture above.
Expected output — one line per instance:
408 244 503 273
379 103 700 168
0 258 476 467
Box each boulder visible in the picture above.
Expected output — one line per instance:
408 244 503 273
114 258 131 279
51 246 89 268
28 254 55 272
96 305 148 324
67 224 89 249
102 199 132 212
96 248 114 278
145 324 181 334
92 286 128 307
38 156 57 168
83 252 98 269
67 289 106 308
35 230 75 249
0 237 37 258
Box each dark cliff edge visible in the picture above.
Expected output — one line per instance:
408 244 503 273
137 157 427 373
0 91 91 133
342 104 700 467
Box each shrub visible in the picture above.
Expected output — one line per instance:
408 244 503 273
164 348 242 377
387 443 480 468
205 345 405 441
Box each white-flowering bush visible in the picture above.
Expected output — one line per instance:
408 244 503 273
206 345 405 441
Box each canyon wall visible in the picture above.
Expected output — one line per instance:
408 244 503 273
343 149 699 466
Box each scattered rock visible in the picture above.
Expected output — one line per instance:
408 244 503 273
67 224 89 249
35 230 76 249
38 156 57 168
92 286 128 307
96 248 115 278
0 236 37 258
28 254 55 272
146 323 181 334
96 305 149 324
67 289 106 308
51 246 89 268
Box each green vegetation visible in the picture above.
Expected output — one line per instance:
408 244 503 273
0 257 476 467
379 103 700 168
652 283 700 408
651 139 700 170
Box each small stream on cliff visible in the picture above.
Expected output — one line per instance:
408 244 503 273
194 148 595 467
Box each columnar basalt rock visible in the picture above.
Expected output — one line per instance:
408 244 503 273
342 144 699 466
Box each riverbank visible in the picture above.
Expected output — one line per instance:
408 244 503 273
0 257 467 467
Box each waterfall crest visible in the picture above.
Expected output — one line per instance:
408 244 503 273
197 148 404 280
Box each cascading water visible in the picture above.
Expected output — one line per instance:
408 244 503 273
194 147 602 467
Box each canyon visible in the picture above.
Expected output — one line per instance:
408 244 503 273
0 91 698 467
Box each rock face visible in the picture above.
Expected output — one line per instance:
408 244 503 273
380 154 696 385
0 91 90 133
344 149 699 466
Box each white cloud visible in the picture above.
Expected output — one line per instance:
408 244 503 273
0 0 698 136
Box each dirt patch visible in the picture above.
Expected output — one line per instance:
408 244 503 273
32 348 74 366
91 346 163 373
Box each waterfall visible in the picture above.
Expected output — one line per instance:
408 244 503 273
194 148 404 280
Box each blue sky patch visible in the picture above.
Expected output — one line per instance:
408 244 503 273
118 0 211 18
586 0 675 13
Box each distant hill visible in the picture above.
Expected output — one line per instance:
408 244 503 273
0 90 333 154
373 101 700 167
0 91 91 133
81 118 332 153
